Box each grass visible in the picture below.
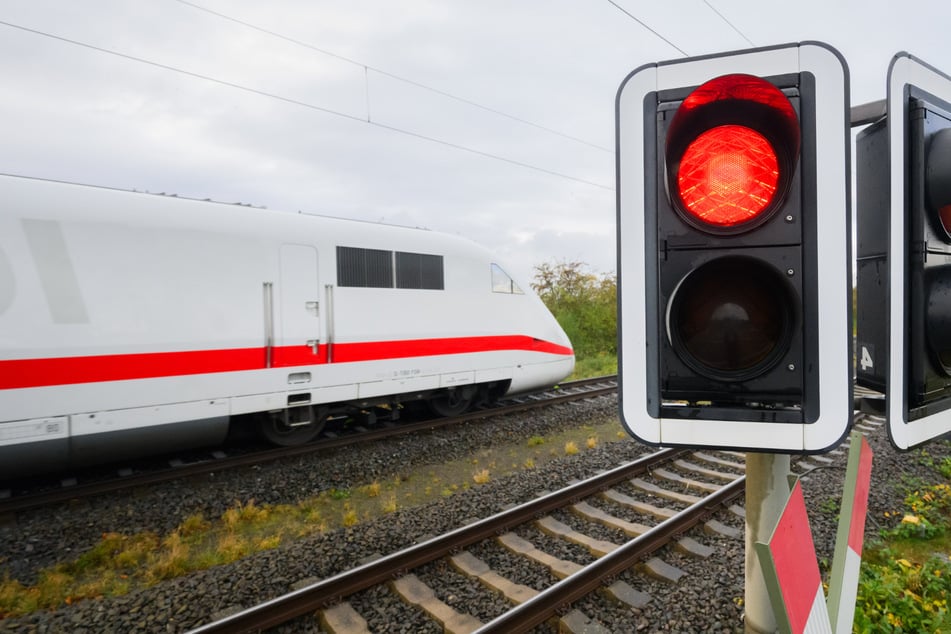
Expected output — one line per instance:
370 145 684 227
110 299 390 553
0 416 629 618
0 494 343 617
569 353 617 380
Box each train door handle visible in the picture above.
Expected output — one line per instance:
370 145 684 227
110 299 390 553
306 339 320 354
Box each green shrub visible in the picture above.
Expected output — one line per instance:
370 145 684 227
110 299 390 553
854 550 951 631
854 472 951 631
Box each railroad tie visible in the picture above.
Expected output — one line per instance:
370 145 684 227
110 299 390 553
673 536 714 558
603 580 652 609
319 602 371 634
601 580 651 609
559 609 613 634
390 574 483 634
571 500 652 536
599 488 676 521
535 515 620 557
450 551 539 605
689 451 747 472
797 460 816 473
497 532 582 579
639 557 686 584
704 518 743 539
673 459 743 482
630 477 702 505
650 468 721 493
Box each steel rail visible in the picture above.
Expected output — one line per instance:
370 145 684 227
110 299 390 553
185 446 685 633
0 377 617 516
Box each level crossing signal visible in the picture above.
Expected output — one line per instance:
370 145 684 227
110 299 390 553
616 42 852 452
856 53 951 449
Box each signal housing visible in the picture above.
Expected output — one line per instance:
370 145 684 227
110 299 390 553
616 42 852 452
856 52 951 449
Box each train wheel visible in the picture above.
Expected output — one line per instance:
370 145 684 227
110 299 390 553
259 406 328 446
428 387 475 417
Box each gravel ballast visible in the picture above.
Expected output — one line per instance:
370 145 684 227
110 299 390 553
0 396 946 633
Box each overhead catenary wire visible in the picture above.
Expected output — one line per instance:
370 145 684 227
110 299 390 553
0 19 613 191
606 0 757 56
702 0 755 47
171 0 613 154
604 0 688 57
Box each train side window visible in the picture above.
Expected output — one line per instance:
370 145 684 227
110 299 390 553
397 252 444 290
491 264 523 294
337 246 394 288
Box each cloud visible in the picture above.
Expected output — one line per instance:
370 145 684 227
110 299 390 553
3 0 951 293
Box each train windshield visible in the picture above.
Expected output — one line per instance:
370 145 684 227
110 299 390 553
491 264 524 294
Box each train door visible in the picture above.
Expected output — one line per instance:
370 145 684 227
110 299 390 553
259 244 324 446
279 244 321 364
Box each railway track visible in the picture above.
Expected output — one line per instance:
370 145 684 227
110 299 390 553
0 376 618 516
186 445 750 633
183 413 884 634
0 400 891 632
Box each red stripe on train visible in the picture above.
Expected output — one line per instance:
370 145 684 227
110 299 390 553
0 336 573 390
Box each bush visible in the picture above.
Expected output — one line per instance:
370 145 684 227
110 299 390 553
532 261 616 371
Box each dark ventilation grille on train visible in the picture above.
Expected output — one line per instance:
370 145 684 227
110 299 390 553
364 249 393 288
396 252 444 290
337 246 444 290
337 246 393 288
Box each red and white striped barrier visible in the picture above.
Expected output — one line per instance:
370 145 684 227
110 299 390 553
756 432 873 634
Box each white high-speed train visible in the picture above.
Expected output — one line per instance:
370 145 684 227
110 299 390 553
0 175 574 477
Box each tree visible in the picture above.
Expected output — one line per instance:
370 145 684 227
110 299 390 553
532 260 616 361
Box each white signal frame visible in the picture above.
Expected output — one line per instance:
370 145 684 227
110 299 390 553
885 53 951 449
616 42 852 452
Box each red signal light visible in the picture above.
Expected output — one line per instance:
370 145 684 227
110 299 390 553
677 124 780 227
666 74 799 233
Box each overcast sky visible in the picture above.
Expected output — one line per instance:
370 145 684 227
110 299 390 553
2 0 950 284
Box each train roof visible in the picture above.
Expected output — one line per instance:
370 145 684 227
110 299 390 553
1 173 485 255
